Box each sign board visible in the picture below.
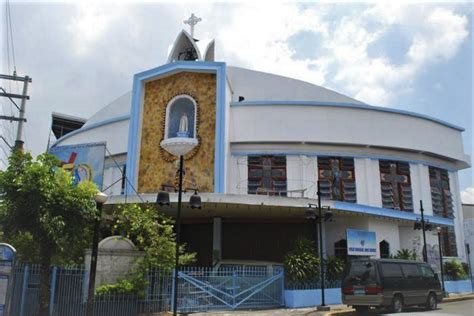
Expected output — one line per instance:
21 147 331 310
0 243 16 316
49 142 106 190
346 229 377 256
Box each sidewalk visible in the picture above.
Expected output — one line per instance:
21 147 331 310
177 292 474 316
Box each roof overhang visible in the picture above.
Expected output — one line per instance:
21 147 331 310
106 193 454 227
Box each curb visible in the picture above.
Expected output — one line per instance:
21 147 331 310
322 293 474 316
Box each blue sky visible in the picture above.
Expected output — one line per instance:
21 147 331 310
0 1 472 200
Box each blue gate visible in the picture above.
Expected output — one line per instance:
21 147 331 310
176 266 284 312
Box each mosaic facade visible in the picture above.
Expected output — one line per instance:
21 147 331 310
138 72 216 193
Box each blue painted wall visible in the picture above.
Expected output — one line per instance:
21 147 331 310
284 280 473 308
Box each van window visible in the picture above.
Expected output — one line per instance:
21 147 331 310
345 261 376 282
381 263 403 277
401 264 422 278
421 266 435 278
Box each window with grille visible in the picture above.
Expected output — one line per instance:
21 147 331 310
248 155 287 196
379 160 413 211
429 167 457 256
317 157 356 202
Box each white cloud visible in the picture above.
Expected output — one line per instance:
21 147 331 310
67 3 129 55
461 187 474 204
214 3 469 105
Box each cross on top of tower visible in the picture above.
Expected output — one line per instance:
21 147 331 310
184 13 202 37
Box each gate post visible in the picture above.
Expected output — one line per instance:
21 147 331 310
232 270 236 309
48 266 57 316
19 265 29 316
170 268 176 312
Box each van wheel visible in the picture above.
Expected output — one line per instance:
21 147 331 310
426 292 437 310
353 306 368 313
391 295 403 313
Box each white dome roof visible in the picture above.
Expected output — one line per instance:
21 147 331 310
226 66 365 105
84 66 365 126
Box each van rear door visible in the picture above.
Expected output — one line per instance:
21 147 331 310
342 260 381 296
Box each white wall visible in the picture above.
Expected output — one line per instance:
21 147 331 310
410 163 433 215
57 120 129 156
229 105 467 165
368 219 401 258
354 158 382 207
325 217 369 256
227 155 247 194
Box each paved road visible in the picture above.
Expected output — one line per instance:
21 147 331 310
374 299 474 315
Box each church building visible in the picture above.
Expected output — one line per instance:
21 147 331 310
51 17 470 267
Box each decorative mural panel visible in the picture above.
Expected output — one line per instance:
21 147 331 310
379 160 413 211
317 157 356 203
429 167 457 256
248 155 287 196
138 72 216 193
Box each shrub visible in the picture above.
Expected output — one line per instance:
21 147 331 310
325 256 345 282
284 237 320 284
390 249 418 260
95 271 148 299
461 262 470 276
444 260 468 280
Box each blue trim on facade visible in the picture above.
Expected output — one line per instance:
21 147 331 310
230 151 458 172
333 201 455 226
230 100 465 132
125 61 226 194
51 114 130 148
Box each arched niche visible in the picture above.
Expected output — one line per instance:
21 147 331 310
334 239 347 261
165 95 197 139
379 240 390 258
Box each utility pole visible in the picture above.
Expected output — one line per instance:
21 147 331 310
0 73 31 152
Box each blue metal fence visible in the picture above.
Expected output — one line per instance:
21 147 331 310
8 264 284 315
176 266 284 312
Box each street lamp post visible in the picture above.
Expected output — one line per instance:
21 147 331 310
86 191 108 316
158 137 199 316
305 181 332 311
414 200 432 263
436 227 445 295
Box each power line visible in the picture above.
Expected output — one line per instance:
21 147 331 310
5 0 17 74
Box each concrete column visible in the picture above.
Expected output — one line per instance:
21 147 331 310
212 217 222 264
450 171 466 260
410 163 432 215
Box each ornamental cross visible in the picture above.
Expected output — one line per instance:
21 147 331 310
381 163 408 208
184 13 202 37
320 159 352 200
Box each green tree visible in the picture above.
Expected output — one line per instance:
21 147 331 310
112 203 196 270
0 151 98 316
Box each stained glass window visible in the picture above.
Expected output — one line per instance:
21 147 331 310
379 161 413 211
248 155 287 196
429 167 457 256
317 157 356 202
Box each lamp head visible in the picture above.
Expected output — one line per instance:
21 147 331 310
156 190 170 206
305 209 317 220
414 222 422 230
189 191 202 209
94 192 108 204
323 210 333 222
